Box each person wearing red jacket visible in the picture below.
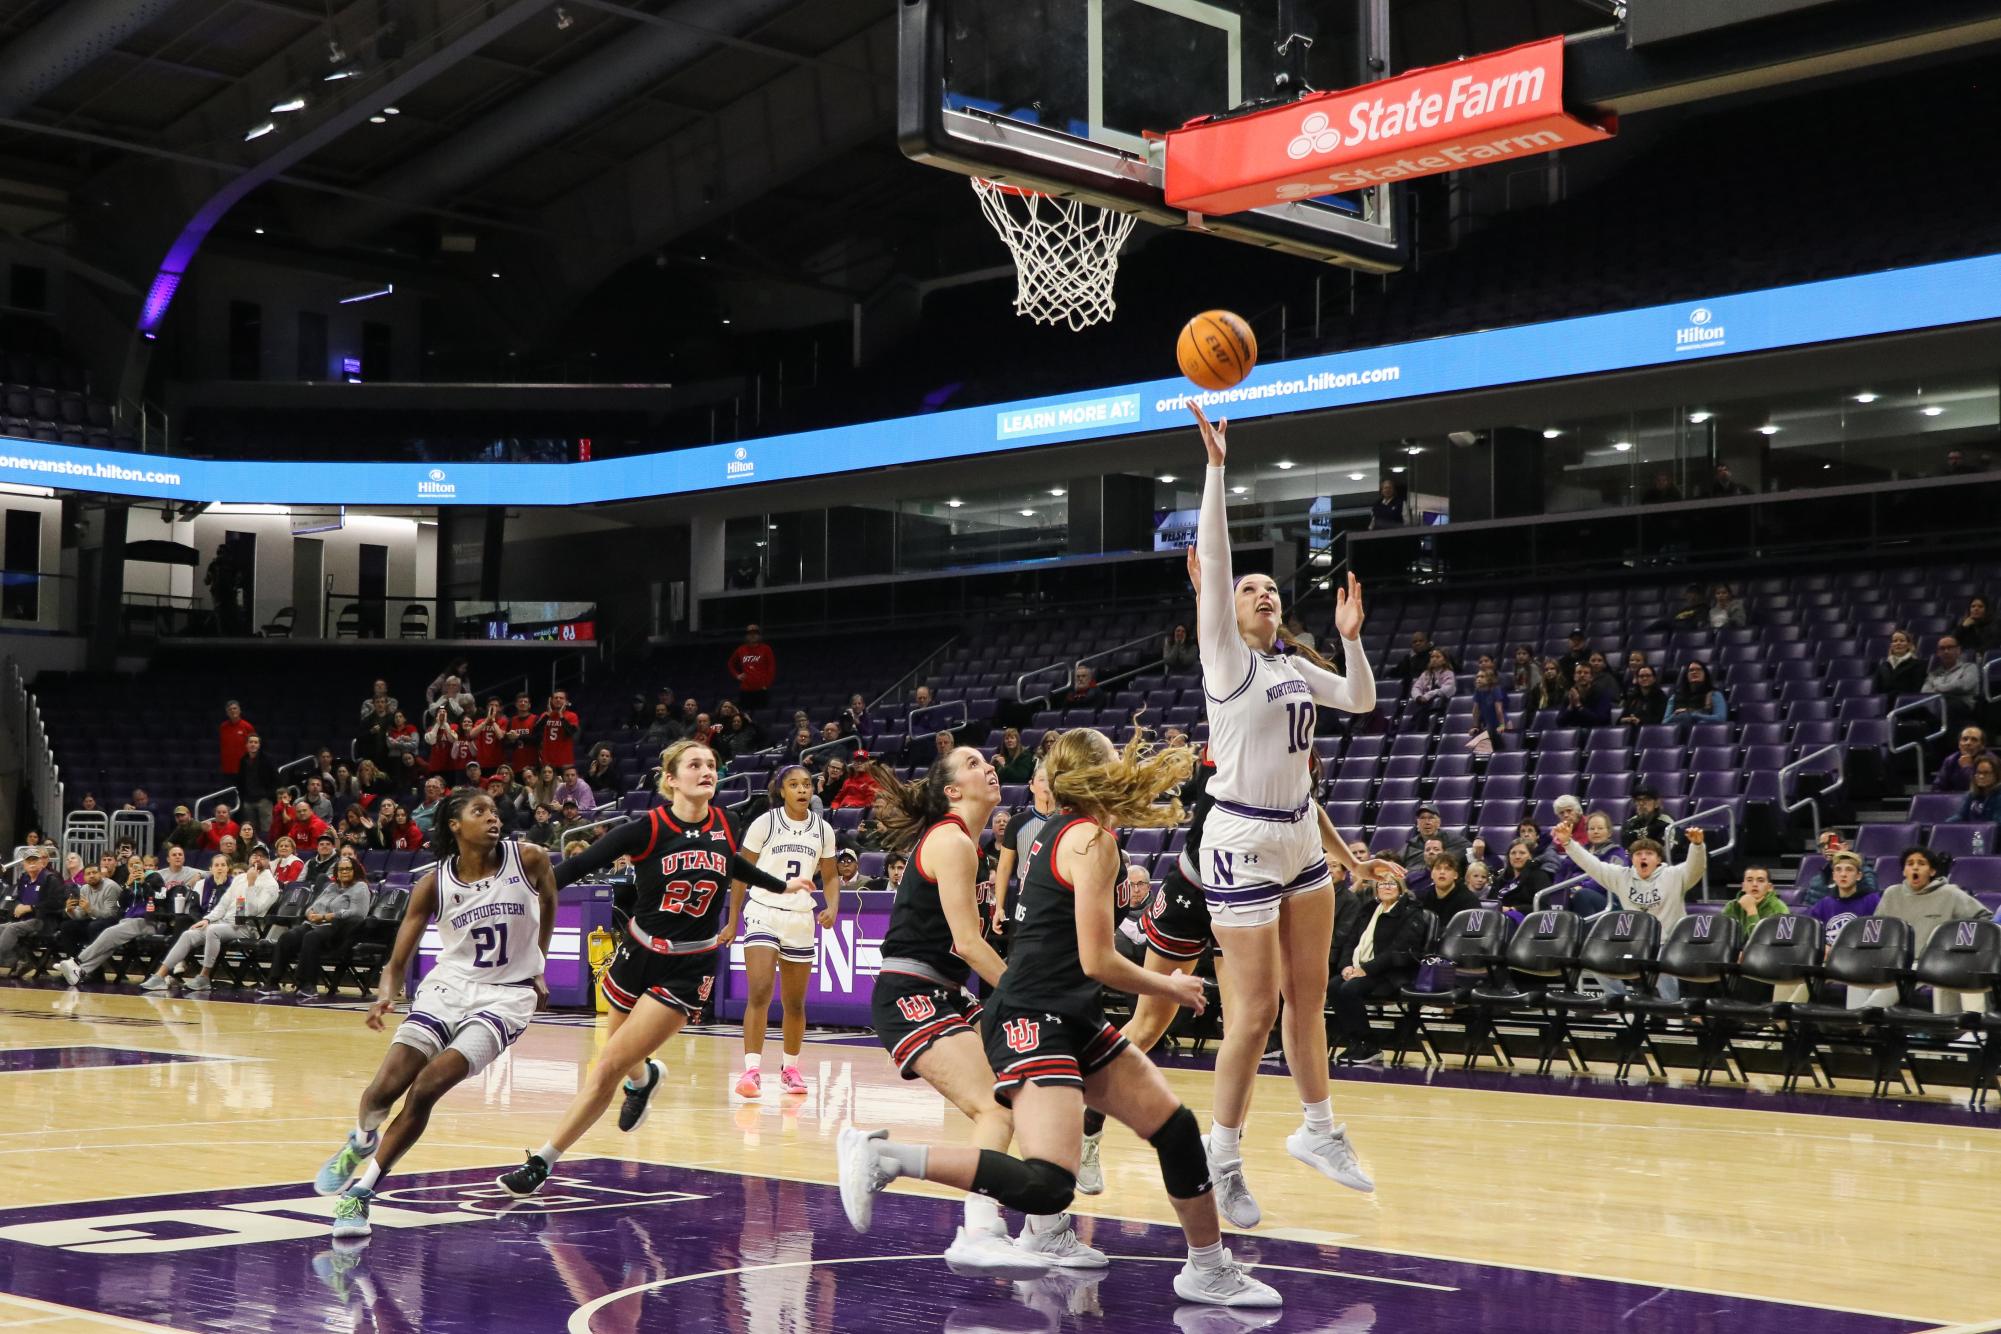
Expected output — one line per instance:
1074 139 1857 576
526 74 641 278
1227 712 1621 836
537 691 580 769
278 796 333 851
469 697 509 771
505 692 542 770
218 701 256 780
200 802 238 852
727 625 777 711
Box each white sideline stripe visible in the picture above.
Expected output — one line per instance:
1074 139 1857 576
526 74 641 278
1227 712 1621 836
0 1293 196 1334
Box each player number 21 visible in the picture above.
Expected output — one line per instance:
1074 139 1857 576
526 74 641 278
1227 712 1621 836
1283 701 1314 754
472 924 510 969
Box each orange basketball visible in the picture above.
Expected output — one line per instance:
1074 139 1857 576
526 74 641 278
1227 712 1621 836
1176 310 1257 391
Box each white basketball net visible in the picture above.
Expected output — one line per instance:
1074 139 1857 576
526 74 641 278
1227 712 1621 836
972 177 1138 331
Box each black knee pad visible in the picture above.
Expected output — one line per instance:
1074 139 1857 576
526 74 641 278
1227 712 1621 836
1147 1104 1212 1199
972 1151 1076 1216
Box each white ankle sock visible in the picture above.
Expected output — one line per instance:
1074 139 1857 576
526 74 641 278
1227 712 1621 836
1210 1122 1242 1159
625 1061 658 1092
1025 1212 1067 1235
352 1126 378 1147
963 1192 1001 1232
355 1159 382 1192
1188 1239 1226 1269
1302 1098 1334 1133
742 1052 761 1072
874 1139 929 1181
782 1048 800 1069
536 1142 563 1167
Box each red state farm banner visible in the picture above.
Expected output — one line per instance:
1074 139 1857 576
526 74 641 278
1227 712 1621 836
1163 37 1614 215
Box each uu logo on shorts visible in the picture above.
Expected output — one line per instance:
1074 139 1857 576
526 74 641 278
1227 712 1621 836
895 994 936 1023
1002 1017 1041 1054
698 976 714 1001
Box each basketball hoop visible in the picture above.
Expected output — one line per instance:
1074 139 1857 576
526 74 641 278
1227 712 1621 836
971 178 1137 331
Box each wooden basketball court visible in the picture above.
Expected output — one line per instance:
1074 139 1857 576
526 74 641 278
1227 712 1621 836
1 985 1994 1333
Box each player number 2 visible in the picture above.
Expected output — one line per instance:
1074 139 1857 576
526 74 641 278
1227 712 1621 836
1283 701 1314 754
472 924 510 969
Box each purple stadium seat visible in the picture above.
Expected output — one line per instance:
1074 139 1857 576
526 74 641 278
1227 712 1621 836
1686 724 1733 748
1741 745 1789 772
1583 750 1631 775
1909 793 1964 824
1345 737 1385 764
1378 778 1421 803
1434 800 1473 828
1383 756 1425 781
1485 751 1530 776
1792 721 1840 749
1785 700 1834 723
1429 753 1473 779
1327 777 1373 802
1637 748 1684 775
1376 800 1419 831
1855 823 1919 859
1586 727 1631 752
1736 702 1782 725
1389 733 1431 758
1125 828 1167 857
1841 720 1891 751
1434 776 1479 803
1928 824 1997 858
1476 799 1525 827
1948 858 2001 893
1312 738 1342 764
1689 746 1738 771
1636 725 1680 752
1480 774 1527 804
1689 771 1740 801
1369 827 1407 856
1531 773 1579 799
1586 773 1632 801
1835 697 1886 723
1323 801 1365 829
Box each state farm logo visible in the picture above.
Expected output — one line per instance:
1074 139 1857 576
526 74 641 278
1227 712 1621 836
1287 111 1343 160
726 445 755 480
417 467 456 497
1675 305 1725 352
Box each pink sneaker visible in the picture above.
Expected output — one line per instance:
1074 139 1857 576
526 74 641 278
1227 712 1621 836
779 1065 808 1095
734 1069 762 1099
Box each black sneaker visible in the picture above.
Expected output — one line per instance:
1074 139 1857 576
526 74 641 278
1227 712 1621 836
497 1153 551 1198
1337 1044 1384 1067
617 1059 662 1133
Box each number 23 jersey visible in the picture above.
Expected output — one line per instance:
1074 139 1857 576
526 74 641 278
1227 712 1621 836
624 805 745 945
431 839 545 985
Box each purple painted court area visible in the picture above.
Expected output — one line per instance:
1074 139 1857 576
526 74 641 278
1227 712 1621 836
0 1159 1924 1333
0 1045 211 1073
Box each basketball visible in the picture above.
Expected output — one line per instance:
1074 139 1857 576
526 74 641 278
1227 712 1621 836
1176 309 1257 390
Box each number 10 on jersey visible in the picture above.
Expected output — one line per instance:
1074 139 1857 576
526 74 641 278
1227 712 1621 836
1283 700 1314 754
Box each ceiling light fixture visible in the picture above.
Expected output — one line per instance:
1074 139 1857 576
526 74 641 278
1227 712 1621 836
1230 485 1248 495
489 271 500 279
368 115 386 123
244 121 276 141
1688 410 1713 424
1612 441 1632 452
382 106 399 115
1390 465 1406 474
1275 460 1295 470
1347 471 1365 481
323 67 358 82
1922 406 1945 416
1853 392 1878 404
945 499 963 508
1542 428 1561 439
1019 508 1036 517
270 97 307 114
1157 474 1176 484
1757 424 1780 435
253 227 265 235
1404 445 1422 455
1048 487 1065 497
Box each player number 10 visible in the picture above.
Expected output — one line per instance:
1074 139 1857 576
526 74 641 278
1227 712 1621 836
1283 701 1314 754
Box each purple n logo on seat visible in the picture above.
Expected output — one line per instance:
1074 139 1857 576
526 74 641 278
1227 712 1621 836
1861 919 1884 946
1692 917 1714 940
1775 918 1797 942
1955 921 1981 949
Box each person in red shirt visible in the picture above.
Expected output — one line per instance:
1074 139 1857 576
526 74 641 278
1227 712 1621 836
505 692 541 770
469 697 508 771
218 700 256 780
537 691 580 769
279 796 332 850
271 835 305 885
424 704 476 775
727 624 777 711
200 802 237 851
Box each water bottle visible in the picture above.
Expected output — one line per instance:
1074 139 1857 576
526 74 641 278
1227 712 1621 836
1976 830 1988 857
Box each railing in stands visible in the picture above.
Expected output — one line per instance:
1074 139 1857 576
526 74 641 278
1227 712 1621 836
1983 652 2001 701
5 660 61 842
1779 743 1844 845
908 699 969 739
799 734 862 768
193 784 239 820
1077 631 1168 691
874 634 962 712
1887 694 1948 788
551 651 592 694
1661 803 1738 899
1014 659 1074 712
1532 870 1598 912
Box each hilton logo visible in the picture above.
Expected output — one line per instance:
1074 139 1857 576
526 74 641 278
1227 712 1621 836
418 467 457 497
726 446 755 480
1675 306 1725 352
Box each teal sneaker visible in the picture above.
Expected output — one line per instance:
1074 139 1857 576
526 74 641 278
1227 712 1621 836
331 1187 374 1243
315 1132 374 1196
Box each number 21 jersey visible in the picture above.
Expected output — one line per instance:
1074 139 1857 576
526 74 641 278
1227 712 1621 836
432 840 544 985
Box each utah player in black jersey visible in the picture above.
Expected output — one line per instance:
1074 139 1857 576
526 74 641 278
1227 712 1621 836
835 747 1104 1280
844 729 1279 1309
496 739 812 1196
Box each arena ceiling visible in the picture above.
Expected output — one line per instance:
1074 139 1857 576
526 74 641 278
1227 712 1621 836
0 0 1616 352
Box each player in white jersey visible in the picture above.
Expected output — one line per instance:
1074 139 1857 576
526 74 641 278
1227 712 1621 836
727 764 839 1098
310 792 557 1244
1188 402 1402 1227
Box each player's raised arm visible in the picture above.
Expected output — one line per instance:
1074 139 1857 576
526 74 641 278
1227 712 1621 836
1191 404 1251 693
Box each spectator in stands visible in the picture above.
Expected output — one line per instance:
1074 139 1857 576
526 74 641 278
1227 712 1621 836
1954 752 2001 823
715 710 762 762
1874 628 1926 697
430 672 475 723
1560 827 1707 998
467 698 509 773
584 745 619 802
1708 464 1751 499
218 699 255 780
329 764 358 807
1618 664 1668 726
62 851 83 886
830 757 878 812
1953 596 1994 654
166 805 203 856
386 708 422 782
879 852 908 893
525 764 559 813
1640 470 1681 504
911 685 935 712
930 729 957 764
1395 631 1441 684
554 765 597 814
56 864 121 958
1510 645 1543 695
201 802 237 852
1494 840 1549 911
270 855 370 994
1163 623 1198 672
1583 813 1629 870
409 777 448 834
1399 804 1469 870
1420 853 1480 925
52 854 181 986
993 728 1035 783
640 701 680 748
1369 478 1407 529
1708 584 1747 628
337 806 373 852
839 694 869 739
833 849 863 896
557 800 596 846
1924 635 1979 725
1463 860 1492 898
504 693 541 771
1621 787 1671 848
538 691 581 771
213 834 243 871
279 795 332 851
524 804 558 847
1723 866 1787 937
425 703 472 776
302 777 333 824
426 658 473 707
1664 661 1727 733
1559 663 1614 727
355 697 394 772
1804 851 1879 932
728 624 778 711
1407 649 1456 728
1934 725 1988 792
817 756 851 807
0 851 58 973
1945 449 1978 475
1330 872 1423 1066
1470 665 1508 742
1057 665 1104 710
271 836 304 884
1855 849 1990 1013
1557 630 1593 683
1796 830 1871 907
360 678 398 719
353 759 390 807
1281 611 1317 652
1621 651 1647 688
